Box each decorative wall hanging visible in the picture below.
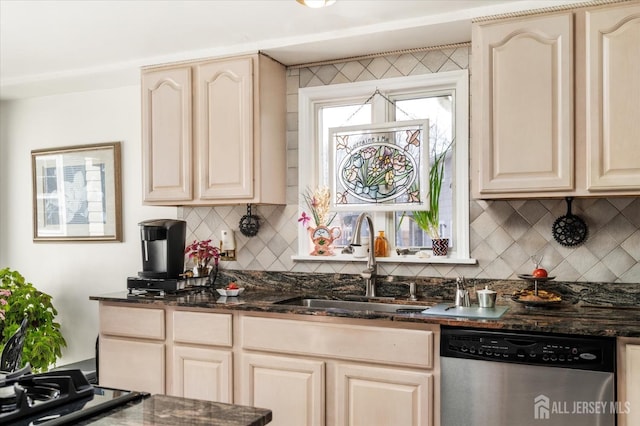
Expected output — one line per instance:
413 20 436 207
31 142 122 242
329 119 429 211
239 204 260 237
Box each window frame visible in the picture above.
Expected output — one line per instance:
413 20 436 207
296 70 473 264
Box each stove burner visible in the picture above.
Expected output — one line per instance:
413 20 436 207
0 368 149 425
0 369 94 424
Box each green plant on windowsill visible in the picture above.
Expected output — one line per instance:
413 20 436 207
0 267 66 372
411 141 451 241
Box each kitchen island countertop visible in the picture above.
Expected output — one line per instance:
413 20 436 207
77 394 272 426
90 289 640 337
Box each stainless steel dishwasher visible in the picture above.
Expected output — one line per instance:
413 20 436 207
441 327 616 426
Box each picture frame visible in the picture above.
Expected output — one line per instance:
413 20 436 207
31 142 122 242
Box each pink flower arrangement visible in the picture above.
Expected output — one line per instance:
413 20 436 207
185 239 221 268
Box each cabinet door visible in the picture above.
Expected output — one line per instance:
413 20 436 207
336 363 433 426
240 353 325 426
171 345 233 403
99 336 165 394
617 339 640 426
581 3 640 191
196 56 254 200
141 67 193 201
473 13 574 196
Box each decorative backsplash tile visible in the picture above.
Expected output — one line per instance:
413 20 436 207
180 46 640 284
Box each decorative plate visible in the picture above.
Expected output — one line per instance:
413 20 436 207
517 274 556 281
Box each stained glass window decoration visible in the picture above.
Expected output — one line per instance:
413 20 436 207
329 119 429 211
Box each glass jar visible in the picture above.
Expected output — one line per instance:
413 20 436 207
374 231 390 257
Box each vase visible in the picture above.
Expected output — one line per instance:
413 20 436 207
195 266 210 277
432 238 449 256
308 225 341 256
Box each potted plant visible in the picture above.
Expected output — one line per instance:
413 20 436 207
411 141 452 256
298 186 341 256
0 267 67 372
185 239 221 277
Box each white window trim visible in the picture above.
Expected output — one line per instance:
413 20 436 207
295 70 474 264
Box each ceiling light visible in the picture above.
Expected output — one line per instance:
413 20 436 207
296 0 336 8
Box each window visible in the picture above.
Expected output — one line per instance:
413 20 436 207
297 70 471 263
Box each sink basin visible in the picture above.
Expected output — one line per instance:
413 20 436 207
275 298 510 319
275 297 430 314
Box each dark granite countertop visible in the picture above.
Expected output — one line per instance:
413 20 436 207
80 394 272 426
90 287 640 338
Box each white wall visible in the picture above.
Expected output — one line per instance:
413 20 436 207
0 86 176 365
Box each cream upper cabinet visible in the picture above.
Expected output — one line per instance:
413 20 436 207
577 2 640 192
196 58 254 200
472 3 640 199
141 67 193 202
472 12 574 197
141 53 286 205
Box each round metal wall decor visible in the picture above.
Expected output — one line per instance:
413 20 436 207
239 204 260 237
552 197 588 247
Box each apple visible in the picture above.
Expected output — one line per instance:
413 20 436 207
227 282 239 290
532 268 548 278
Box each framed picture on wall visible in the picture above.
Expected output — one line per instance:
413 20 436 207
31 142 122 242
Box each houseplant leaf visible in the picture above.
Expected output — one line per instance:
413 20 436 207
0 267 67 372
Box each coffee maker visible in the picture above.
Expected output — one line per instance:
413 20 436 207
138 219 186 279
127 219 187 293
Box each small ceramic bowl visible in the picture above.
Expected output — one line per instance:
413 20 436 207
216 288 245 297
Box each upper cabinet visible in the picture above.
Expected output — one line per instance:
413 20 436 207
141 53 286 205
577 3 640 192
472 2 640 199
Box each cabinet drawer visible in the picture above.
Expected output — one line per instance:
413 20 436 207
173 311 232 347
99 336 165 394
241 316 434 368
99 304 165 340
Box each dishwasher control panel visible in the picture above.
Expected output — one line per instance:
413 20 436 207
440 327 615 372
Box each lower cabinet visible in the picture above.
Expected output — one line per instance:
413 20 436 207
336 363 433 426
169 309 234 402
98 303 166 395
100 335 165 395
98 303 233 402
172 345 233 403
617 338 640 426
98 303 440 425
239 314 438 426
240 353 325 426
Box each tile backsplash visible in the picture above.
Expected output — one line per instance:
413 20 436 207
180 46 640 284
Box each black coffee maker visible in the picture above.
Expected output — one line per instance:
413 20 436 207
138 219 186 279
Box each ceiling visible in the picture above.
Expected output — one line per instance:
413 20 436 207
0 0 582 100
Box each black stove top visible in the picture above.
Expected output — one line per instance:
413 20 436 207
0 368 149 425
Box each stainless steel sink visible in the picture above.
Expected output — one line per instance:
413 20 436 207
275 297 430 314
275 297 510 319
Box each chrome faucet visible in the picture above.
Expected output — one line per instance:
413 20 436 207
350 213 378 297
